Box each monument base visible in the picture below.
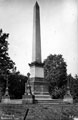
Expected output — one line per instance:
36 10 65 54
22 94 34 104
63 90 73 104
34 93 53 104
2 94 10 104
63 96 73 104
2 97 10 104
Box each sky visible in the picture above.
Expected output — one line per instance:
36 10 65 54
0 0 78 77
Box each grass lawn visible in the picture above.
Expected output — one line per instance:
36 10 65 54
0 103 78 120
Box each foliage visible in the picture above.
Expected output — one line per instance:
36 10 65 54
0 29 15 75
44 54 67 99
74 74 78 100
0 29 28 99
0 29 15 97
8 72 27 99
67 74 78 101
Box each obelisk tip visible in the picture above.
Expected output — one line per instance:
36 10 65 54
35 1 39 8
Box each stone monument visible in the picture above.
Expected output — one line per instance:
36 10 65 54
2 75 10 103
63 77 73 103
22 73 34 104
29 1 52 103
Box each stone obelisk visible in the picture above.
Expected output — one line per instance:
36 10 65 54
29 1 52 102
32 1 41 63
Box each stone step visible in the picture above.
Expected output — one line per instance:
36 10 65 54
37 99 63 104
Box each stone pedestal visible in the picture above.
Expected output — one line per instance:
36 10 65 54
22 79 34 104
29 62 52 103
22 94 34 104
2 87 10 104
63 88 73 104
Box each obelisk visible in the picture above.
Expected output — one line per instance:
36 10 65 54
32 1 41 63
29 1 52 102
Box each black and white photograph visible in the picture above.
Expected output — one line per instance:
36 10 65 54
0 0 78 120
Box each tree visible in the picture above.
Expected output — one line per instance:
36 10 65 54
68 74 78 101
0 29 15 97
0 29 15 74
9 72 27 99
44 54 67 99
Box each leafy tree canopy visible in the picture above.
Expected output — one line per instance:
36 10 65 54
67 74 78 101
9 72 27 99
0 29 16 97
0 29 15 76
44 54 67 99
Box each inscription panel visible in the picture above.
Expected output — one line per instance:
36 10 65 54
30 66 44 78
